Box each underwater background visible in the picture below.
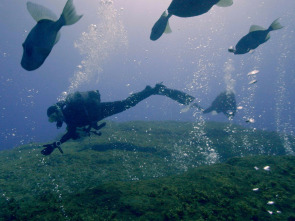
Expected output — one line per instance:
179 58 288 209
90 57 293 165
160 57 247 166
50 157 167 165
0 0 294 149
0 0 295 220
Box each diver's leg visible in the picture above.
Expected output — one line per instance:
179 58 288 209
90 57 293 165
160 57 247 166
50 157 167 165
99 86 155 119
99 84 202 119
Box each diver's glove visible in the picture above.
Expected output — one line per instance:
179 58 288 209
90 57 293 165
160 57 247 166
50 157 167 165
41 141 63 156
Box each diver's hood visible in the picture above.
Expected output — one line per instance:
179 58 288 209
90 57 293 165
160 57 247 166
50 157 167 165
47 105 59 117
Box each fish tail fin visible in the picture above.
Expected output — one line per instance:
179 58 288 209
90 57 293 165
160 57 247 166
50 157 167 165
269 18 284 31
164 20 172 34
61 0 83 26
163 12 172 34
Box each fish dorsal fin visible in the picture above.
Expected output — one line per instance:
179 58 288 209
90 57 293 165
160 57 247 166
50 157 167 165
249 25 265 32
54 32 61 45
27 2 58 22
216 0 233 7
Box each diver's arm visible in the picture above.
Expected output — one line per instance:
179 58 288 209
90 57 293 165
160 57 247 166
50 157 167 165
59 126 77 144
41 126 77 155
87 121 106 131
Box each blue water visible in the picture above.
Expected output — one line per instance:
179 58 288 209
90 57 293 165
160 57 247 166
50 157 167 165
0 0 294 150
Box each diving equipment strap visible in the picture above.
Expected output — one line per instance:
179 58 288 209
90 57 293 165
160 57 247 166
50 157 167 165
55 141 63 154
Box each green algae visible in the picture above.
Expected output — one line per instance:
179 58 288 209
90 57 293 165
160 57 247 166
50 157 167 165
0 121 294 220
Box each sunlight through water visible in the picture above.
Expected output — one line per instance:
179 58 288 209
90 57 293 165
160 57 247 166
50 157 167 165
59 0 128 100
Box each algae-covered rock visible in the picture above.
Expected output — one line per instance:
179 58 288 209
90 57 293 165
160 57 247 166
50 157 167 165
0 121 294 220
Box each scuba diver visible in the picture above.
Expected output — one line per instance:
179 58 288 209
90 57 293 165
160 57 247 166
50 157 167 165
42 84 236 155
203 90 236 118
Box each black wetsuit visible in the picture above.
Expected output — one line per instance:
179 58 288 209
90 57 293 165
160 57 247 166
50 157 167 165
55 86 197 145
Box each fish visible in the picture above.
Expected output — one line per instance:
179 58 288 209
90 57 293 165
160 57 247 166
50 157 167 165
150 0 233 41
203 90 237 118
247 70 259 76
249 79 257 85
245 118 255 123
228 18 283 55
21 0 83 71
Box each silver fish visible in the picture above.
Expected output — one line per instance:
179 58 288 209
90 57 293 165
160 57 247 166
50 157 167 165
21 0 82 71
249 80 257 85
247 70 259 76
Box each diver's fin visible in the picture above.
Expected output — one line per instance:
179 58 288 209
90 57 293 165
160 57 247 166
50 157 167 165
269 18 284 31
27 2 58 22
54 32 61 45
249 25 265 32
216 0 233 7
180 106 190 113
164 21 172 34
181 102 204 113
61 0 83 26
